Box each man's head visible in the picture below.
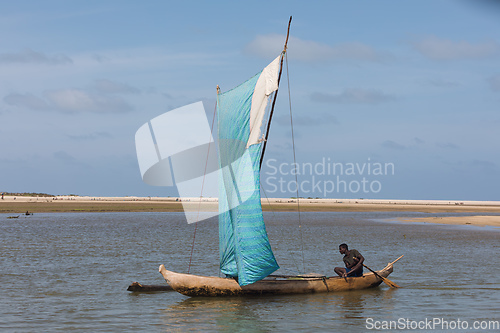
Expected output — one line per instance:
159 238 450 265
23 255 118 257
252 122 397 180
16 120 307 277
339 243 348 254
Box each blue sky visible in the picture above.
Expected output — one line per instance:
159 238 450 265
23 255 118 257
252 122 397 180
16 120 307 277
1 0 499 200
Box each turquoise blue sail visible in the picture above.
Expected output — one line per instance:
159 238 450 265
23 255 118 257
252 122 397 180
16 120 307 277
217 67 280 286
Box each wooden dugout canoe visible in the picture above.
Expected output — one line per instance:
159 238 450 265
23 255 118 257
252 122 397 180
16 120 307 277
159 262 395 297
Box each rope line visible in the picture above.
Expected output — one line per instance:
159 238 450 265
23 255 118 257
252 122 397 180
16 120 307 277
285 51 305 274
187 99 218 274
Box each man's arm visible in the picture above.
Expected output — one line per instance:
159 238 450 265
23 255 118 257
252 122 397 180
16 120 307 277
346 253 364 276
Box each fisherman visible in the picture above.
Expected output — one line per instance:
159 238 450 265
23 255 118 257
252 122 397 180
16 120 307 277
334 243 364 278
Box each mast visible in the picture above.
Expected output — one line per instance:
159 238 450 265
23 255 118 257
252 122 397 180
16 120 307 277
259 16 292 168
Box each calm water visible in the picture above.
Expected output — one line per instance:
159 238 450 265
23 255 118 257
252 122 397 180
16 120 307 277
1 211 499 332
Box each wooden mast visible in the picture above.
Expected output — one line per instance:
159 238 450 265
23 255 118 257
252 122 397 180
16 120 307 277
259 16 292 168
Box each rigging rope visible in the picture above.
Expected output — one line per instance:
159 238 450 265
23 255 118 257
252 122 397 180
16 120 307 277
260 87 302 274
285 51 305 274
260 181 276 219
187 98 218 274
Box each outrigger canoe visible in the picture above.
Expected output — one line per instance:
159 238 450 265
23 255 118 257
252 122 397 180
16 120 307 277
159 258 400 297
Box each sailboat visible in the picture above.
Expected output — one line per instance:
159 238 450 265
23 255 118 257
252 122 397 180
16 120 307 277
159 17 402 296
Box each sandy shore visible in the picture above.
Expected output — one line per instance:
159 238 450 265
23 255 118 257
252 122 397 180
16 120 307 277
1 196 500 218
398 215 500 227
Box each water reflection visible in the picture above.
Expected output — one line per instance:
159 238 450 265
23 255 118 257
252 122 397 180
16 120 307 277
338 290 368 320
160 287 400 331
163 297 268 332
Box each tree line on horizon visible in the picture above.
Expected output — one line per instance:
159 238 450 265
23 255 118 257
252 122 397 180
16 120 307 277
1 192 56 197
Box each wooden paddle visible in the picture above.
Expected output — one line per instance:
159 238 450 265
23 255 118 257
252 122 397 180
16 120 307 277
389 255 404 266
362 264 400 288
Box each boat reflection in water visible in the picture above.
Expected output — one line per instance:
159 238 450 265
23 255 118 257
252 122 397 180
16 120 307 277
161 287 399 331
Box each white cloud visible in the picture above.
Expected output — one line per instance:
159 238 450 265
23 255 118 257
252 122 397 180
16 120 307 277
91 54 108 63
0 49 72 65
487 74 500 92
311 88 394 104
421 79 460 87
54 151 76 163
4 93 50 110
45 89 133 113
67 131 112 141
382 140 406 150
412 36 500 60
91 79 140 94
436 142 459 149
53 151 90 168
275 113 338 126
4 89 134 113
245 34 383 62
471 159 497 172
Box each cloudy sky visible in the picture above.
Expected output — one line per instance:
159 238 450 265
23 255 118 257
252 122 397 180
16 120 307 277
1 0 499 200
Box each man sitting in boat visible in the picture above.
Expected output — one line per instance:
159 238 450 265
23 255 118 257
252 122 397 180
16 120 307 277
334 243 364 278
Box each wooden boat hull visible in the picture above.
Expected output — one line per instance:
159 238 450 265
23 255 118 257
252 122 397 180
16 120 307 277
159 263 394 297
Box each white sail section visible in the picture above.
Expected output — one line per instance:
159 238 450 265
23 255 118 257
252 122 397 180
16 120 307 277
246 55 281 148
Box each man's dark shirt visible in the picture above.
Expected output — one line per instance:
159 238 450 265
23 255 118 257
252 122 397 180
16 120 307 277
343 249 361 267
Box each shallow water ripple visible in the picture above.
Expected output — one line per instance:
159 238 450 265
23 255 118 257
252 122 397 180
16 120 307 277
1 212 498 332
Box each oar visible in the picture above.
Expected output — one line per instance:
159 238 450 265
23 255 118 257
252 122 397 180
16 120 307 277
389 255 404 266
362 264 400 288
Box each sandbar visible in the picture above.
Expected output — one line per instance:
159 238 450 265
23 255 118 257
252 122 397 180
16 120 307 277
1 196 500 215
398 215 500 227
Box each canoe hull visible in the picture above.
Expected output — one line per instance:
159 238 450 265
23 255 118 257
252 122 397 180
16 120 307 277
159 263 393 297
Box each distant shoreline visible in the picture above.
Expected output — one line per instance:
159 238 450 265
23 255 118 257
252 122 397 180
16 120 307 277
1 195 500 213
2 195 500 227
